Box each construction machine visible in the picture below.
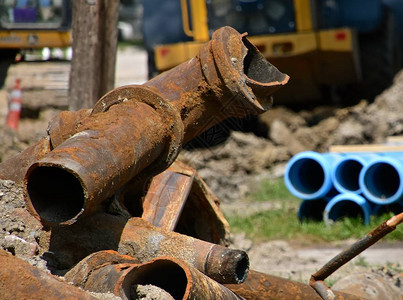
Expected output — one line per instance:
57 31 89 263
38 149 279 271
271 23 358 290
143 0 403 104
0 0 72 88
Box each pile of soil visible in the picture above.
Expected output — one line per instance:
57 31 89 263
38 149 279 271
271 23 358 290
180 70 403 202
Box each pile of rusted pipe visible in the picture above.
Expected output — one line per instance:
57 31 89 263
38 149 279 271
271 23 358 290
0 26 398 299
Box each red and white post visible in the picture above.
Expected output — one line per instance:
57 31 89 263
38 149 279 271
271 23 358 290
6 79 22 130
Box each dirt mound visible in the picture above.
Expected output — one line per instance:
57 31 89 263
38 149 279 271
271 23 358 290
179 70 403 203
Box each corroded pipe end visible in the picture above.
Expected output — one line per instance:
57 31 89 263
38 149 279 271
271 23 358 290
206 245 249 284
24 162 86 227
207 26 289 117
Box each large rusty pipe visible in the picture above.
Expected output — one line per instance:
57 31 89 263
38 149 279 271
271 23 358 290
145 26 289 141
225 270 363 300
22 26 288 226
0 249 97 300
50 215 248 285
65 250 243 300
119 217 249 284
25 96 179 226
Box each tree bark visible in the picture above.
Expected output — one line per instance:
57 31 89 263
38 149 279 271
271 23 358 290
69 0 120 111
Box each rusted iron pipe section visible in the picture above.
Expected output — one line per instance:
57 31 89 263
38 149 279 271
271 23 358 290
0 109 91 183
145 26 289 142
0 250 97 300
25 86 184 227
310 212 403 300
118 217 249 284
65 251 243 300
23 26 287 227
225 270 362 300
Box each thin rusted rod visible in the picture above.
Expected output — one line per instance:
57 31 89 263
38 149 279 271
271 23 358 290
310 212 403 300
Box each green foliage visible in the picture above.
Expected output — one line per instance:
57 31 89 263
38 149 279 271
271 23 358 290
226 178 403 243
250 178 299 203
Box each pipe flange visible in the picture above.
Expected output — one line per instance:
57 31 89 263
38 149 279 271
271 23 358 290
91 85 184 176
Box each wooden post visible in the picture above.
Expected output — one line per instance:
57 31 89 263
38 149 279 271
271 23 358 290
69 0 120 111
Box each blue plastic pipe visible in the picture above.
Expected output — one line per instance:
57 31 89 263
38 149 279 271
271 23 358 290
284 151 341 200
332 154 376 194
323 193 373 225
360 154 403 205
298 198 329 221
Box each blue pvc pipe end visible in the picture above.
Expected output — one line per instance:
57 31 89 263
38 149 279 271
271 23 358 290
332 154 376 194
285 151 340 200
298 198 328 222
360 156 403 205
324 193 372 225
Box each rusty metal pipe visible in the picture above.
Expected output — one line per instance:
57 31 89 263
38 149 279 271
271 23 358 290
25 95 180 226
50 215 248 284
225 270 363 300
65 250 243 300
145 27 289 142
119 217 249 284
21 26 287 226
0 249 97 300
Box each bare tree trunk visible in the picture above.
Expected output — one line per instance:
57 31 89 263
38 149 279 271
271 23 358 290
69 0 120 111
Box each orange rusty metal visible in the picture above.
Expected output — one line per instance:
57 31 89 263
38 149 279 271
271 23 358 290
49 214 248 284
0 136 51 182
331 272 403 300
19 26 287 227
225 270 363 300
65 250 243 300
145 27 289 142
0 249 97 300
119 217 249 285
141 160 231 246
142 161 196 231
25 87 183 227
310 212 403 300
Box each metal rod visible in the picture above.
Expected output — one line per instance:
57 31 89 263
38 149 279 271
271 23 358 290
310 212 403 300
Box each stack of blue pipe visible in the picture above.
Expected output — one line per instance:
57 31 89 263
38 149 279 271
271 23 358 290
284 151 403 225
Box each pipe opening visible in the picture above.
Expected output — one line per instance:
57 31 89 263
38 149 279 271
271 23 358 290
242 37 285 84
364 163 400 200
235 252 249 283
26 166 84 224
327 200 364 222
335 160 362 192
125 260 187 300
298 199 327 221
288 158 325 195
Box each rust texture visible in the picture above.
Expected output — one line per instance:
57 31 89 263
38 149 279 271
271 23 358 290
49 215 248 284
310 212 403 300
0 137 51 182
119 217 249 284
141 160 231 245
225 270 363 300
331 272 402 300
145 27 289 142
0 249 97 300
15 26 288 227
142 161 196 231
65 250 243 300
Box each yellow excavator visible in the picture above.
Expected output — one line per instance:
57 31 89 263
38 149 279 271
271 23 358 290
143 0 403 104
0 0 72 87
